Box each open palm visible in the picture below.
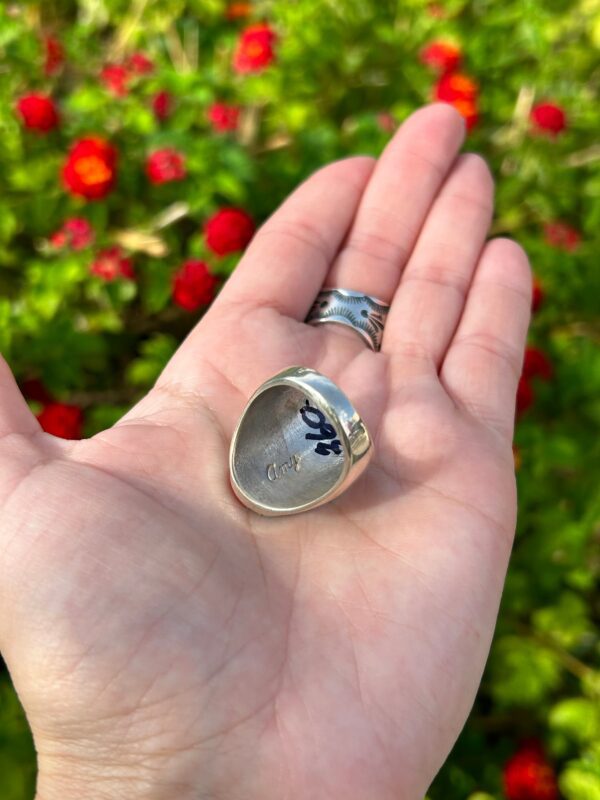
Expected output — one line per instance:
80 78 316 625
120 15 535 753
0 104 531 800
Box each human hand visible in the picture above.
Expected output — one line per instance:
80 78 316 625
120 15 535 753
0 103 531 800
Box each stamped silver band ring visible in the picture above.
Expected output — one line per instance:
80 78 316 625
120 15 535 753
229 366 372 516
305 288 390 352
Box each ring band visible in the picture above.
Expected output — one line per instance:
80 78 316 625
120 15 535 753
305 288 390 351
229 366 372 516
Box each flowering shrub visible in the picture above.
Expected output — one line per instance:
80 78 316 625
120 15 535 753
0 1 598 799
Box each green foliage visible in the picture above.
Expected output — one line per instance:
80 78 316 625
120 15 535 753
0 0 598 798
560 757 600 800
0 680 36 800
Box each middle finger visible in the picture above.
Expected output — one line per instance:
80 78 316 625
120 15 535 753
324 103 466 304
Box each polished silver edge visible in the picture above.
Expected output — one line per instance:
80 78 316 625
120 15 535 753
307 316 378 350
320 287 390 308
229 366 372 517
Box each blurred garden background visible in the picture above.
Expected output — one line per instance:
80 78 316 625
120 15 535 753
0 0 599 797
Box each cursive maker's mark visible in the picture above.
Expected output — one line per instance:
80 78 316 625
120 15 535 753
267 454 302 482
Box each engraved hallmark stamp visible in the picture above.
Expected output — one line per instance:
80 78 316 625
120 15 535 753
267 454 302 482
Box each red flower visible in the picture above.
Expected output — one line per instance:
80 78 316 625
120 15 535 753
62 137 117 201
435 72 478 102
205 208 256 256
451 99 479 131
532 276 544 313
531 102 567 136
233 23 276 73
543 221 581 252
226 1 253 19
523 346 553 381
50 218 95 251
172 260 218 311
433 73 479 130
503 741 559 800
101 64 130 97
43 35 64 76
127 52 154 75
516 377 534 416
90 246 135 281
37 403 83 440
146 148 187 185
16 93 59 133
152 90 173 121
208 103 241 132
420 41 462 73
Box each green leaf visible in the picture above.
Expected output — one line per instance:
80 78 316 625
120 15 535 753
126 333 178 388
532 592 593 649
489 636 563 706
560 760 600 800
550 699 600 744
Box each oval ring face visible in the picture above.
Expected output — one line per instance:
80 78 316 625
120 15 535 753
229 367 372 516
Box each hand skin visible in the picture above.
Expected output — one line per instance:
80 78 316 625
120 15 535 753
0 104 531 800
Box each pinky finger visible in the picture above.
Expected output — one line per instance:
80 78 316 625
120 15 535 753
0 356 39 439
440 238 532 439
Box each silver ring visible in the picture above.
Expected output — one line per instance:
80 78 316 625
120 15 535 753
305 288 390 351
229 366 372 516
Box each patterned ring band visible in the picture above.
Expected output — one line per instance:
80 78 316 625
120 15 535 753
305 288 390 352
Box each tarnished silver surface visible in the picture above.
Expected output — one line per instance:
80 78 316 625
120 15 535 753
305 288 390 351
229 366 372 516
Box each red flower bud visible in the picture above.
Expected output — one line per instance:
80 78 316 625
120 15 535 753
90 246 135 282
532 276 544 313
37 403 83 440
62 137 118 201
172 260 218 311
43 35 64 76
152 90 173 121
503 741 559 800
204 208 256 256
522 346 553 381
127 52 154 75
530 102 567 136
100 64 130 97
208 103 241 132
233 23 276 73
516 377 534 415
146 148 187 185
543 221 581 252
50 218 95 251
16 93 59 133
420 41 462 73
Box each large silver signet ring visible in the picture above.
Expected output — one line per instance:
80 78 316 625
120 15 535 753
229 366 373 517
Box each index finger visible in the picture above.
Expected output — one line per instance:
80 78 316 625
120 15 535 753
215 157 375 320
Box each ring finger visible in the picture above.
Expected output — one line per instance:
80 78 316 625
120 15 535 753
324 103 466 304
